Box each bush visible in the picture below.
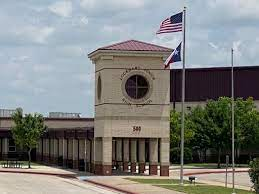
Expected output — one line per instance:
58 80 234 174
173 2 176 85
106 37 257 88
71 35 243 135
170 147 192 164
249 158 259 193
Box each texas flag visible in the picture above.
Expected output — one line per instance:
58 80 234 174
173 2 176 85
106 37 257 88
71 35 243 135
164 42 182 68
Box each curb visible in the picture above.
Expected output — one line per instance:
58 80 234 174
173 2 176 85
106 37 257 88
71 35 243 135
0 169 76 178
184 169 248 176
84 179 138 194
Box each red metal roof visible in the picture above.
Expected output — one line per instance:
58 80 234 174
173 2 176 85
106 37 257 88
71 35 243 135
96 39 172 52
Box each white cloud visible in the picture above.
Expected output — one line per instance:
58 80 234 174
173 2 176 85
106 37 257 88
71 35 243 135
207 0 259 19
48 1 72 18
80 0 146 14
232 40 242 58
209 42 218 49
16 26 55 44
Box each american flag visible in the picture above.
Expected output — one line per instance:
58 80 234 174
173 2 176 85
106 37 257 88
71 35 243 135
156 12 183 34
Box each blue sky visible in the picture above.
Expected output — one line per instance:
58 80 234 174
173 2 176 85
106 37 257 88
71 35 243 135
1 0 259 117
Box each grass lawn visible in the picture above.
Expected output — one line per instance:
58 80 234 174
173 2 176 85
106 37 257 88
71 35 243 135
174 163 249 169
126 178 253 194
126 178 189 184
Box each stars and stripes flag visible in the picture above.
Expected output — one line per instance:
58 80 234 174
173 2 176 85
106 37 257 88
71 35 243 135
156 12 183 34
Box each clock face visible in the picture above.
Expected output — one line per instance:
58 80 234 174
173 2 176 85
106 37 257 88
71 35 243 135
121 71 153 103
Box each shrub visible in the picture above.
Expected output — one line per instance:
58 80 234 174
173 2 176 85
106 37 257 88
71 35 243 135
170 147 192 164
249 158 259 193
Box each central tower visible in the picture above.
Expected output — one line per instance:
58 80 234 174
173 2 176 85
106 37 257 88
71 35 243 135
88 40 171 176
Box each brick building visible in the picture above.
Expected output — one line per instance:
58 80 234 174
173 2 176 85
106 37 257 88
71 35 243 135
1 40 259 175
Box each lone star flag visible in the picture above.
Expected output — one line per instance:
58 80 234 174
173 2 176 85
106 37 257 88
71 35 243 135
156 12 183 34
164 42 182 68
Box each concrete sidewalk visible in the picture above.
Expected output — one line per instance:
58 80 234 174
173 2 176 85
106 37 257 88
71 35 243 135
83 176 183 194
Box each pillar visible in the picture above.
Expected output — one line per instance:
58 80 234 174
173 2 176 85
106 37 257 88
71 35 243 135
45 138 50 163
67 139 73 168
2 138 8 160
53 139 58 164
50 138 54 163
36 139 42 162
90 139 95 173
85 139 91 172
160 138 170 176
116 139 122 170
138 139 146 174
94 137 112 175
112 140 115 167
72 139 79 169
58 138 63 166
149 138 158 175
130 139 137 173
123 139 129 172
62 138 67 167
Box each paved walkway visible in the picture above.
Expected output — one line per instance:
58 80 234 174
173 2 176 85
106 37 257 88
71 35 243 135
83 176 183 194
0 172 120 194
0 164 253 193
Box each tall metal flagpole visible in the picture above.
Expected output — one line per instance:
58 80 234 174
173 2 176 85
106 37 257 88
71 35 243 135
231 48 236 194
180 6 186 185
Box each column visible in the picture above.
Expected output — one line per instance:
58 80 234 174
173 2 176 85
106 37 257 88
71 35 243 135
58 138 63 166
130 139 137 173
138 139 146 174
42 139 46 161
78 139 85 171
68 139 73 168
149 138 158 175
53 138 58 164
94 137 112 175
90 139 95 173
72 139 79 169
36 139 42 162
116 139 122 170
50 138 54 163
123 139 129 172
45 138 50 163
160 138 170 176
2 138 8 160
85 139 91 172
112 140 115 167
62 138 67 167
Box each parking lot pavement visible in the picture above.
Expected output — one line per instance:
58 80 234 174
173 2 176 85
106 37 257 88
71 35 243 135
0 173 120 194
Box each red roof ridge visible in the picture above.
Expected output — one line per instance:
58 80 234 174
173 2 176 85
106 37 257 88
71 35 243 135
88 39 173 57
100 39 172 51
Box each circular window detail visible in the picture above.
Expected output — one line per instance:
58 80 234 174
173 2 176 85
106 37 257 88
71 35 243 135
97 74 102 100
125 75 149 100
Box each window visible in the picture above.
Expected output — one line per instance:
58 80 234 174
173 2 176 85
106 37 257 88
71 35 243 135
125 75 149 99
8 139 16 152
97 75 102 100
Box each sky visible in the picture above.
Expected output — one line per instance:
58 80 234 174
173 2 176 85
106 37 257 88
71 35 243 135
1 0 259 117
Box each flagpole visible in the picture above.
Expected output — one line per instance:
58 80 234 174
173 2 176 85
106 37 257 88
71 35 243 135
231 48 236 194
180 6 186 185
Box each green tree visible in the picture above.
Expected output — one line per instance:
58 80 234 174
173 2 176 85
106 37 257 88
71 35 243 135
188 105 211 162
234 97 259 161
204 97 231 168
11 108 46 168
170 110 194 148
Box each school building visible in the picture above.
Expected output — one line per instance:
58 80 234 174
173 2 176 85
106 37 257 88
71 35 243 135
0 40 259 176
